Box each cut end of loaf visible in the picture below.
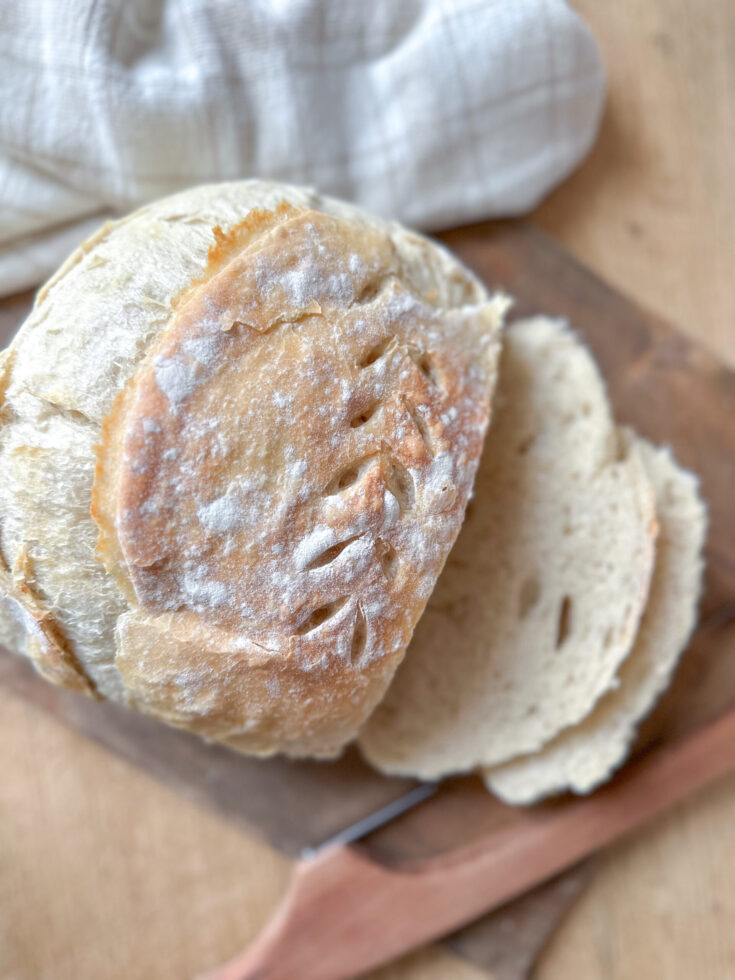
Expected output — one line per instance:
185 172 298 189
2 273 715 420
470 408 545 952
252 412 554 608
358 316 659 780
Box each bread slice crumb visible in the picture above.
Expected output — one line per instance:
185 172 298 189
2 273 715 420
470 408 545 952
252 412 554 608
484 437 706 802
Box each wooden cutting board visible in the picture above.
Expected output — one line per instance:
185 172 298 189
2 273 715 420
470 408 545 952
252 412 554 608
1 219 734 979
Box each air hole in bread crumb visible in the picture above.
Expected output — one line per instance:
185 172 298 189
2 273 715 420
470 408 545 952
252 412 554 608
606 429 628 463
615 432 628 461
603 625 614 649
297 598 347 634
350 401 379 428
358 336 394 368
306 535 362 570
375 539 398 580
517 434 536 455
349 604 367 664
518 576 541 618
556 595 573 648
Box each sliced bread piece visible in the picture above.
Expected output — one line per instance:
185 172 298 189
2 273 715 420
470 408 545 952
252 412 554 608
484 438 706 802
359 316 657 779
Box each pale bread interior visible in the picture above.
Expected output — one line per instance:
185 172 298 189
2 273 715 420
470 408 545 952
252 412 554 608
484 437 706 802
359 316 658 779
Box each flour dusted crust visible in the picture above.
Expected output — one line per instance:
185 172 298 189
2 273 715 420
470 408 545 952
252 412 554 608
0 182 506 756
359 317 658 779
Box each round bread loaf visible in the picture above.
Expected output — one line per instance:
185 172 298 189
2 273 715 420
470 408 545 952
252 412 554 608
0 181 506 757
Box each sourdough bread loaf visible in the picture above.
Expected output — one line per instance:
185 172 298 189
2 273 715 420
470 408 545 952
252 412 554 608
0 181 507 757
484 437 706 802
359 316 658 779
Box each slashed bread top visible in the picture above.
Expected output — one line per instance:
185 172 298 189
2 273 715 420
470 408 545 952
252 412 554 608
0 182 506 756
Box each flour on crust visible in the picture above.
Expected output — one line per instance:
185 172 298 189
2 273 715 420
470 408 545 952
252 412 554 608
0 182 506 756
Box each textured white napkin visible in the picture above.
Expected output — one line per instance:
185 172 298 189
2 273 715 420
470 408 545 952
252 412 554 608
0 0 604 296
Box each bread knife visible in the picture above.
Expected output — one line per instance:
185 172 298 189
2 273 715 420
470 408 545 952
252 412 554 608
203 703 735 980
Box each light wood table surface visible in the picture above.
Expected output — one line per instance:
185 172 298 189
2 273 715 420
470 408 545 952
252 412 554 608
2 2 734 978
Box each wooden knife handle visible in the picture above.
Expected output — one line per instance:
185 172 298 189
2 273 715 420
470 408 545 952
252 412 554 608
204 707 735 980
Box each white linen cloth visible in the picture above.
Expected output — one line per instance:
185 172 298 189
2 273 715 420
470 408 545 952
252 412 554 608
0 0 604 296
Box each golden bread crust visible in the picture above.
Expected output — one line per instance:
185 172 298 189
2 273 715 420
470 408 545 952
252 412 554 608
116 610 394 757
94 205 502 755
0 552 95 696
0 348 94 694
0 182 505 754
